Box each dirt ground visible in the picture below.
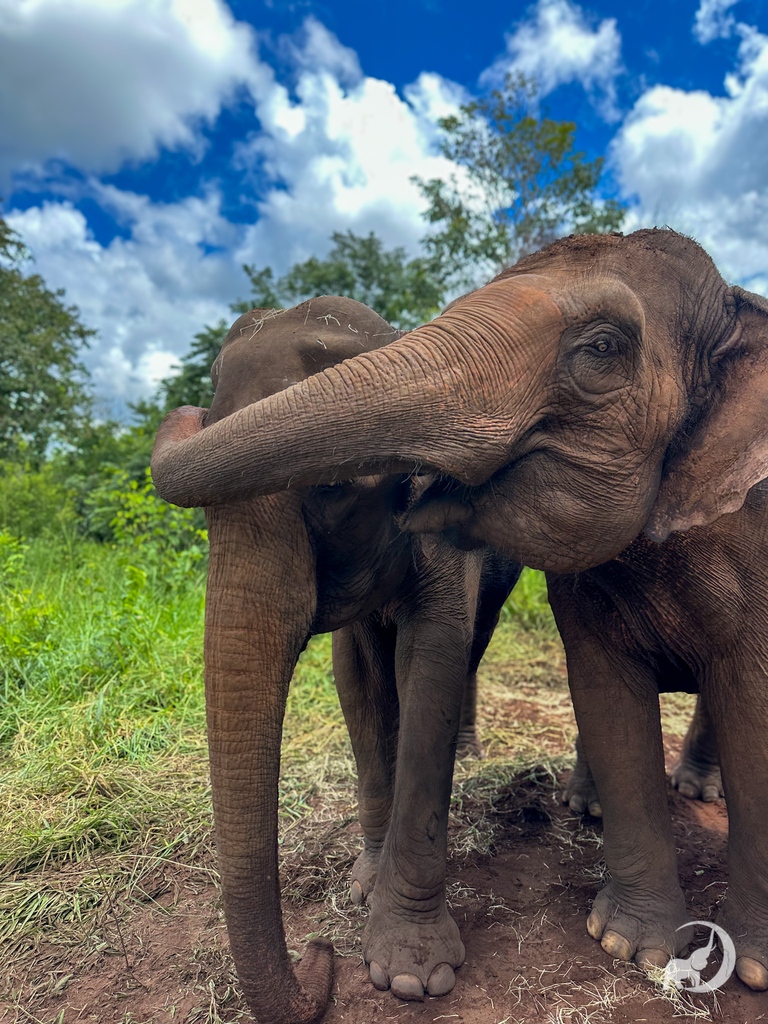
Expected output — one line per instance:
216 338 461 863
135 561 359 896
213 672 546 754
4 665 767 1024
3 630 765 1024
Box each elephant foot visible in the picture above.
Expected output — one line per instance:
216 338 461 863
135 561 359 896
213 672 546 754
350 847 381 905
456 726 485 759
363 894 465 1001
562 749 602 817
586 878 689 970
669 748 723 804
717 894 768 990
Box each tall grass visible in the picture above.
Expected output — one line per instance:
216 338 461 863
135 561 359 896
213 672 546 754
0 522 553 964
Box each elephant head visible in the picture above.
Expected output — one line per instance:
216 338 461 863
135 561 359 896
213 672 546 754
178 298 401 1024
152 229 768 575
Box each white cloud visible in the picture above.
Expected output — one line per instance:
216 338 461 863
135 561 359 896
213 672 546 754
480 0 623 120
234 58 465 271
612 19 768 295
0 0 262 183
277 15 362 84
694 0 741 44
6 191 246 410
4 18 469 409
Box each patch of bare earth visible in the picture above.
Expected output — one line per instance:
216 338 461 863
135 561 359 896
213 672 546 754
3 635 767 1024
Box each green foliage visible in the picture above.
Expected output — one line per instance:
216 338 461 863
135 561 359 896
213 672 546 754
0 459 76 537
0 530 52 664
81 467 207 556
502 568 554 631
241 230 445 331
415 75 626 288
154 320 229 414
0 215 93 459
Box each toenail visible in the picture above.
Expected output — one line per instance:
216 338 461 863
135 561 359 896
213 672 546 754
369 961 389 990
427 963 456 996
350 880 364 905
587 910 604 940
637 947 669 970
736 955 768 991
391 973 425 1001
601 929 634 961
588 801 603 817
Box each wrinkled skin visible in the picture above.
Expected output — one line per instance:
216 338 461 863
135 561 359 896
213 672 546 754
563 696 722 816
152 230 768 993
187 299 521 1022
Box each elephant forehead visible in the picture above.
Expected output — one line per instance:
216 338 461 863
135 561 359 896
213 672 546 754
552 277 646 333
225 297 396 349
444 273 564 335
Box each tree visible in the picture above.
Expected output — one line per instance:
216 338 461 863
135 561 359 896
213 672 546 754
0 215 93 459
156 320 230 414
241 230 445 331
414 75 626 289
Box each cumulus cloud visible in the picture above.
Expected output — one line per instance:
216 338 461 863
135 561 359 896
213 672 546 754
0 0 263 182
276 15 362 84
612 16 768 295
235 50 465 271
694 0 741 44
6 191 245 409
4 17 468 408
480 0 622 120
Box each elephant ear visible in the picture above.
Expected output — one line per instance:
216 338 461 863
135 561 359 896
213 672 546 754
647 286 768 541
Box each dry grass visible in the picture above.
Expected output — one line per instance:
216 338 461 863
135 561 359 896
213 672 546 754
0 551 711 1023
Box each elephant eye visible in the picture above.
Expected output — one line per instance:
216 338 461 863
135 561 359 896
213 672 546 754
586 334 618 355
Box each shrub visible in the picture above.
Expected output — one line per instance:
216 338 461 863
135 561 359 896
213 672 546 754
0 460 76 538
0 530 52 664
81 468 207 557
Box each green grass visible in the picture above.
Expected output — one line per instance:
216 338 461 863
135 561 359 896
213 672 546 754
0 534 553 873
0 528 559 1019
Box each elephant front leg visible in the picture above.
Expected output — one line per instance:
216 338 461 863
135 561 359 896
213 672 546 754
549 580 689 970
706 661 768 990
669 695 723 803
362 584 472 1000
332 618 398 905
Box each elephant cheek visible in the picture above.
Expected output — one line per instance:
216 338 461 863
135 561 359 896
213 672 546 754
462 460 656 573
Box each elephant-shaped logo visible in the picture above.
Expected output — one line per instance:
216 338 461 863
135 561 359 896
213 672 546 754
663 921 736 993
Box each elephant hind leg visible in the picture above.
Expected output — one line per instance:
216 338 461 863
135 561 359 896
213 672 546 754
669 695 723 803
562 734 603 817
458 554 522 759
457 671 485 759
333 617 398 906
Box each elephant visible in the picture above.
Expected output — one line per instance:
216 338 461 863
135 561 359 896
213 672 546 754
152 228 768 999
175 297 522 1022
563 693 723 816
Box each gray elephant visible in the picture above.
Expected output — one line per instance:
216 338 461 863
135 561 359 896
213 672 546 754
181 297 521 1021
153 229 768 1002
564 695 723 816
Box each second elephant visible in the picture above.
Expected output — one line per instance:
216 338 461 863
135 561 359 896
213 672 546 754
194 297 521 1022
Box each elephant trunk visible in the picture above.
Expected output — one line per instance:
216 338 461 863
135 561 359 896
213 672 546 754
204 499 330 1024
151 275 561 507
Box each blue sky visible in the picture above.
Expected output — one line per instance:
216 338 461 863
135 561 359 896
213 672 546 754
1 0 766 412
